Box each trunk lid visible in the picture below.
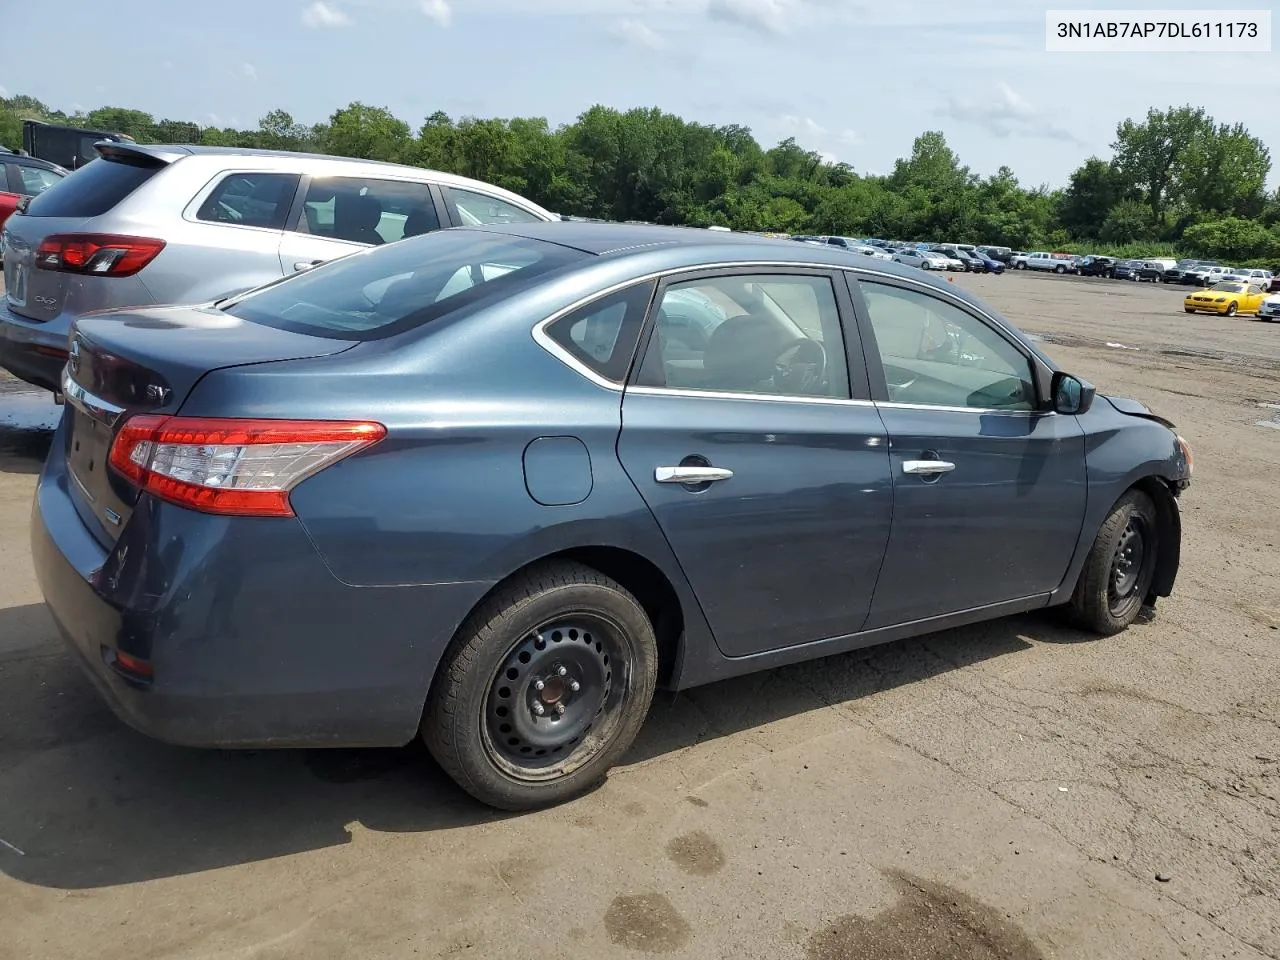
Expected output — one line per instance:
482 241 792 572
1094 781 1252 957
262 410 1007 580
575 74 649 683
62 305 356 546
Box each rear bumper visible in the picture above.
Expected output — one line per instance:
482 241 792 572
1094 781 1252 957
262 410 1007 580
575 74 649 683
32 430 493 749
0 302 68 392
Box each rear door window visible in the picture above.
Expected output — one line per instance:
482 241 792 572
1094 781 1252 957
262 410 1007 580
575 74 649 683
195 172 300 230
443 186 542 226
23 155 161 218
295 177 440 246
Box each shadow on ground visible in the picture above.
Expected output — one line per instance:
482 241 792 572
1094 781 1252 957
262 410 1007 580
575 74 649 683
0 595 1096 890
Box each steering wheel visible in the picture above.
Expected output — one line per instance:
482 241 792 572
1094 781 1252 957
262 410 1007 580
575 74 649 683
772 338 827 395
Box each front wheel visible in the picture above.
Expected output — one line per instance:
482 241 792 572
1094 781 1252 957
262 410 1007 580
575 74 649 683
1184 307 1195 313
1068 489 1159 635
422 562 658 810
1225 302 1238 316
920 261 932 270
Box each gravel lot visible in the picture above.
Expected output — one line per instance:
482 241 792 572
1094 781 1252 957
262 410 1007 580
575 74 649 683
1 271 1277 960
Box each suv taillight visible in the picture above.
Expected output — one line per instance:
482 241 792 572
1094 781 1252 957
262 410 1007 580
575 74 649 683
108 416 386 517
36 234 166 277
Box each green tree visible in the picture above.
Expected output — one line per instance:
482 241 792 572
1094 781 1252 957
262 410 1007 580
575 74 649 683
86 107 157 141
324 102 411 163
1056 157 1134 238
1181 217 1279 262
1175 122 1270 219
1112 106 1212 229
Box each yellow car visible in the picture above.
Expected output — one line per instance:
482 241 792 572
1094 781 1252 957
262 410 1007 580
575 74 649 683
1183 281 1267 316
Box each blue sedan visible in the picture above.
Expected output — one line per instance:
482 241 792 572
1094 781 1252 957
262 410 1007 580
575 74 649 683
32 223 1192 809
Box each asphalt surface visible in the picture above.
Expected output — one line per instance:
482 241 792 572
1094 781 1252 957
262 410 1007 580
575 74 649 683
0 270 1277 959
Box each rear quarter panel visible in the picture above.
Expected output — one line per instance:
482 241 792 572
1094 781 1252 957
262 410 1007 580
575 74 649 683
179 273 719 681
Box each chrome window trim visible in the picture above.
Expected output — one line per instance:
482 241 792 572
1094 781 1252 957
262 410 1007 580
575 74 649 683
628 385 875 407
877 401 1046 416
531 258 1036 395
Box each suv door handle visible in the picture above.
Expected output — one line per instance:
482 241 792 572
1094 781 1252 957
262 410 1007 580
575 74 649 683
293 260 324 272
655 465 734 484
902 460 956 476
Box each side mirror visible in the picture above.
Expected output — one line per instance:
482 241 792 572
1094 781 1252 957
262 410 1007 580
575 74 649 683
1051 371 1095 415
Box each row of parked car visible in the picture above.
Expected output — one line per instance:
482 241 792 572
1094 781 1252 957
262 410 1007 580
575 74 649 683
790 236 1008 274
2 139 1198 812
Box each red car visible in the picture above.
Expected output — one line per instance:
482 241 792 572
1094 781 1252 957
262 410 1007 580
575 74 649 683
0 153 67 236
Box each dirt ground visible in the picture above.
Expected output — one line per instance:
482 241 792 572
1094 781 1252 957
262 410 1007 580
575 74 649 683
0 271 1277 960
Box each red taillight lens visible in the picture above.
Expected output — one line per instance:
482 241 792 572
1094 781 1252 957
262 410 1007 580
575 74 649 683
108 416 386 517
36 234 166 277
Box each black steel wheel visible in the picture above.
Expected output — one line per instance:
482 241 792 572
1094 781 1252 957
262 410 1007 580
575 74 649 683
423 561 657 810
1068 489 1159 634
481 615 628 782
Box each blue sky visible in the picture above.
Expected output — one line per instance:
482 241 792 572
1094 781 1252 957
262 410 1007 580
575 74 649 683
1 0 1277 188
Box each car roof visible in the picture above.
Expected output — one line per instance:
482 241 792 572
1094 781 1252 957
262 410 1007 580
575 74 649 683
468 221 980 290
95 143 554 212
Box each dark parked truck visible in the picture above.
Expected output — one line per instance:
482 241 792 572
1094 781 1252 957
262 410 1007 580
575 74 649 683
21 119 134 170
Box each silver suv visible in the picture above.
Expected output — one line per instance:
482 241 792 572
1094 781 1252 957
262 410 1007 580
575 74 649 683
0 144 556 393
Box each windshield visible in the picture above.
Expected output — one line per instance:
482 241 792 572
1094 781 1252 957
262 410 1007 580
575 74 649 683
1210 282 1245 292
224 230 586 340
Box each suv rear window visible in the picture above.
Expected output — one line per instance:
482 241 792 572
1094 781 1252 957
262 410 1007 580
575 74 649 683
23 155 161 218
223 230 586 340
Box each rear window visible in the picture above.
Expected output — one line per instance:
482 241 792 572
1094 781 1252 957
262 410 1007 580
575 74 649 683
23 156 161 218
223 230 586 341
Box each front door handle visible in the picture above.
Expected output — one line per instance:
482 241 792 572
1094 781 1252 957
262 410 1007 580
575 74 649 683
293 259 324 272
655 465 734 484
902 460 956 476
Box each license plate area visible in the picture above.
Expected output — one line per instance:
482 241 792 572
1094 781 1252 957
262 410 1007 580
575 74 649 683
67 409 112 506
5 261 27 307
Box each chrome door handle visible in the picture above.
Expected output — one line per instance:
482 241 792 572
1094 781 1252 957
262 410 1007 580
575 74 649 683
655 465 734 484
902 460 956 476
293 260 323 272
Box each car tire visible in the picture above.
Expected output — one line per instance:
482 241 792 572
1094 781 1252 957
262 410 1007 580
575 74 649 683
1055 264 1067 274
422 561 658 811
1068 489 1160 636
1184 307 1195 313
1226 302 1238 316
921 261 932 270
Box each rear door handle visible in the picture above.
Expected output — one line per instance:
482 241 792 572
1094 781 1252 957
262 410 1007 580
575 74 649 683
902 460 956 476
293 259 324 272
655 466 734 484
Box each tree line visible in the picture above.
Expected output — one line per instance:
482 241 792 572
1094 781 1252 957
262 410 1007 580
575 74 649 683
3 94 1277 265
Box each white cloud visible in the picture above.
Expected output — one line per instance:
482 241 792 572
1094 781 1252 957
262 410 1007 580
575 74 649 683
241 62 258 82
707 0 794 35
839 129 863 146
944 82 1083 145
420 0 452 26
779 114 825 137
817 150 838 165
301 1 351 28
607 18 666 50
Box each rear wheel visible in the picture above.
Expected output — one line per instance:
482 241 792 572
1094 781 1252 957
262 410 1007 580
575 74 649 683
1055 264 1067 274
423 562 658 810
1226 302 1238 316
1068 489 1159 635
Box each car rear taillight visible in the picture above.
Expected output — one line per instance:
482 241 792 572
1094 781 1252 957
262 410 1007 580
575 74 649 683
36 233 166 277
108 416 386 517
